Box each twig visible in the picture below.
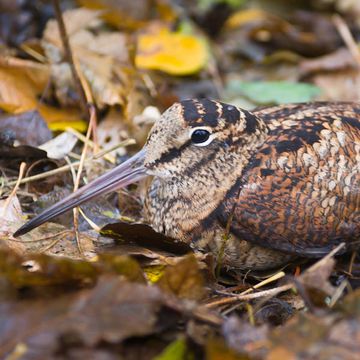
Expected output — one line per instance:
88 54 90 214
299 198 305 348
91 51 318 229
205 283 294 308
71 106 97 254
52 0 88 113
1 162 26 216
348 250 357 274
333 15 360 67
78 208 101 232
328 280 348 308
239 271 285 295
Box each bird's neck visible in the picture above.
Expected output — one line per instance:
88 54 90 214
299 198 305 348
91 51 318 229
145 117 268 241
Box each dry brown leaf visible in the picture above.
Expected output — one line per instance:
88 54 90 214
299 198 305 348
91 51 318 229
38 131 78 159
42 8 131 108
43 7 103 47
157 254 205 301
0 111 52 147
0 196 95 258
0 56 50 113
0 67 39 113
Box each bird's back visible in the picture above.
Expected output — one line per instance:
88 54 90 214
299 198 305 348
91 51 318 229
219 102 360 256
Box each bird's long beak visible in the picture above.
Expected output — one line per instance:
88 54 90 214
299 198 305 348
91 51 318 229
14 149 147 237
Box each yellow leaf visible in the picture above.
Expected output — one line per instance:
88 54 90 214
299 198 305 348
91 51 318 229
136 29 208 75
38 104 87 132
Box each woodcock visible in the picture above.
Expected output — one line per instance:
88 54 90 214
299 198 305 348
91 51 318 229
14 100 360 270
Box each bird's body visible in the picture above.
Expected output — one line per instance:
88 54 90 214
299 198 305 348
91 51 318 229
14 100 360 270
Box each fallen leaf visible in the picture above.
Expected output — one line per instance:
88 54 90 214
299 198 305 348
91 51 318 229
0 138 47 171
222 316 268 358
0 57 85 130
38 131 78 159
298 254 336 299
43 7 103 47
0 276 183 357
0 110 52 146
136 28 208 75
0 67 39 113
38 104 87 132
157 254 205 301
101 221 191 255
42 8 132 108
97 253 146 283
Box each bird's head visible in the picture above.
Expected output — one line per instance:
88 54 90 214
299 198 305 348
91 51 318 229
144 99 266 178
14 99 267 236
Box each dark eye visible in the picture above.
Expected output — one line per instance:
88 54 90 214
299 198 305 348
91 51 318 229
191 129 210 144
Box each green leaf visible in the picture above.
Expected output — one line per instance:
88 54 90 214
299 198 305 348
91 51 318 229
154 337 193 360
226 80 321 105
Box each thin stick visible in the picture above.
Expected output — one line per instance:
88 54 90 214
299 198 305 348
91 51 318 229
2 162 26 216
328 280 348 308
74 106 96 192
206 284 294 308
348 250 357 274
71 106 97 254
6 139 135 187
238 271 285 295
52 0 88 113
333 15 360 67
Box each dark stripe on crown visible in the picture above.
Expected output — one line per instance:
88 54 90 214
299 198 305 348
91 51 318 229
201 99 219 127
182 100 201 123
181 99 219 127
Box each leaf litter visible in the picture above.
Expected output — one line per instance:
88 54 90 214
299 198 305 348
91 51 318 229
0 0 359 359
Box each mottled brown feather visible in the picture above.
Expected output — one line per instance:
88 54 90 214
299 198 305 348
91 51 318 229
219 102 360 256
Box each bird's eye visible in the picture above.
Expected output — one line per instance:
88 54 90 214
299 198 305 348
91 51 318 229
191 129 211 144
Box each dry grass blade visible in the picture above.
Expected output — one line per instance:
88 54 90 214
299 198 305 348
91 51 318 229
1 162 26 217
206 284 294 308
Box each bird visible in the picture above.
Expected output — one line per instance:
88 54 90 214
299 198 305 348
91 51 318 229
14 99 360 270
